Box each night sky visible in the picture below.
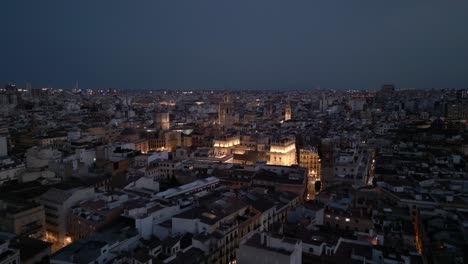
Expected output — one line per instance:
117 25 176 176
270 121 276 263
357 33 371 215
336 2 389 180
1 0 468 90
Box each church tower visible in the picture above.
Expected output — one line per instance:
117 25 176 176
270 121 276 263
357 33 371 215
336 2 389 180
154 109 170 131
218 93 234 128
285 102 292 121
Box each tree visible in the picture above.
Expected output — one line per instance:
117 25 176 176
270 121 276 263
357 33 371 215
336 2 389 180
314 181 322 193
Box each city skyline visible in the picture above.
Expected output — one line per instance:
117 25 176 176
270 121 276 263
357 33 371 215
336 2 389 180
1 1 468 263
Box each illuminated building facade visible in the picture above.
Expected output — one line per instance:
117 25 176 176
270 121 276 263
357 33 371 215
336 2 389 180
299 147 321 179
135 140 149 154
154 111 170 130
268 137 296 166
213 135 240 157
164 131 182 151
148 138 165 151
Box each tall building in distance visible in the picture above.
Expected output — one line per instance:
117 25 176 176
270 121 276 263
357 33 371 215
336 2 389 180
154 110 170 131
268 136 297 166
377 84 396 102
299 147 321 179
381 84 395 94
320 138 335 187
284 101 292 121
218 93 234 128
446 102 468 120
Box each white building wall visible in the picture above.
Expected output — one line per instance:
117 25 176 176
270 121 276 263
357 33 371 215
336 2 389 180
135 215 154 240
171 218 198 235
77 148 96 167
149 151 169 162
302 242 324 256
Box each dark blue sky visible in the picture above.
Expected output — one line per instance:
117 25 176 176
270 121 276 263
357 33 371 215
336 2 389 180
1 0 468 90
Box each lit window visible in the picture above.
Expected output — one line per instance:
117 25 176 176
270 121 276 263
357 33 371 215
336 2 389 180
345 218 350 222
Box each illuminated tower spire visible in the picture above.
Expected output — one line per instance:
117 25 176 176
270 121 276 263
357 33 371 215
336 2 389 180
285 101 292 121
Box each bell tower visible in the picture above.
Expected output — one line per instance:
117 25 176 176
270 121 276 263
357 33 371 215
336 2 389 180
218 93 233 128
285 102 292 121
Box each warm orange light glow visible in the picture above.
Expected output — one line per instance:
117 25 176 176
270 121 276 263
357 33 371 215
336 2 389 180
64 236 73 245
45 232 58 243
159 101 176 106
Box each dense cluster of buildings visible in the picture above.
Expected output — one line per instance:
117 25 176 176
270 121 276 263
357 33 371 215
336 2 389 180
0 84 467 263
